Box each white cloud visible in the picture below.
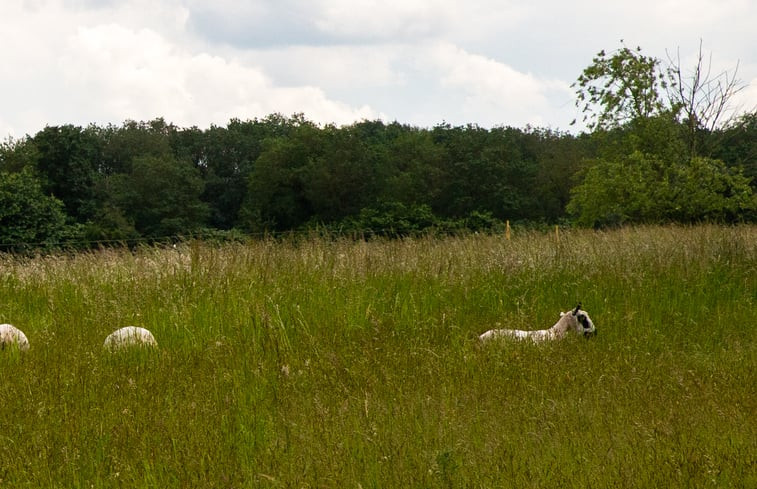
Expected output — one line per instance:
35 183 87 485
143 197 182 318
0 0 755 137
735 76 757 116
245 45 407 90
59 23 379 127
0 1 380 136
185 0 528 48
313 0 455 41
428 43 574 127
652 0 751 26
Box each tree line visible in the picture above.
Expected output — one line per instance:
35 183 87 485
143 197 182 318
1 44 756 251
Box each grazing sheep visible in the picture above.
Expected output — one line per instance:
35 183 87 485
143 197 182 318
479 304 596 343
0 323 30 351
103 326 157 350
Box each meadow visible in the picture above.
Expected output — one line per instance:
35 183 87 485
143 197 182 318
0 225 754 488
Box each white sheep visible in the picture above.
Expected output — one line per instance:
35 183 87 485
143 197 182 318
0 323 30 351
103 326 158 350
479 304 597 343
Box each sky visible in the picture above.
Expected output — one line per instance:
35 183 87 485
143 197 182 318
2 0 756 138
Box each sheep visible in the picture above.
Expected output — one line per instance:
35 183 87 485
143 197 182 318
0 323 30 351
103 326 157 350
479 304 596 343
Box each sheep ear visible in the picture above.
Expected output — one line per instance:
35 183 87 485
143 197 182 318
572 303 582 315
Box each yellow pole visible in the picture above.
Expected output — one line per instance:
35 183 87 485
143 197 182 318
506 220 511 241
555 224 560 242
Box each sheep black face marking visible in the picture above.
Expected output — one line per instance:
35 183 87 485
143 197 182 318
576 312 597 338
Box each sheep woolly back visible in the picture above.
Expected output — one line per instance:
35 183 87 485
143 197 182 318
103 326 157 350
478 305 596 342
0 324 30 351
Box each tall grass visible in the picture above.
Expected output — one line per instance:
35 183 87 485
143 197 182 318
0 225 754 488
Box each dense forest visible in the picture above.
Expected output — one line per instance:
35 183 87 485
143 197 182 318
1 45 756 251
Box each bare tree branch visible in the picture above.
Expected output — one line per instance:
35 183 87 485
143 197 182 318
665 40 746 156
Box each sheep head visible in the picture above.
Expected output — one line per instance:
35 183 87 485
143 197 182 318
561 304 597 338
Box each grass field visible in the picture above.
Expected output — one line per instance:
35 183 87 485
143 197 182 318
0 225 755 488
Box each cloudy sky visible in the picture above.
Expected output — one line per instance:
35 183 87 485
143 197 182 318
2 0 756 138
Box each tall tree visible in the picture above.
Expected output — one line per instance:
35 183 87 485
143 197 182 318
384 127 446 208
568 150 755 227
200 116 292 229
302 123 389 222
98 119 176 175
714 111 757 187
241 120 323 231
32 124 103 222
431 124 537 221
666 41 746 156
569 42 754 226
106 155 209 237
572 42 671 131
0 136 39 173
573 41 744 152
526 127 587 222
0 168 70 251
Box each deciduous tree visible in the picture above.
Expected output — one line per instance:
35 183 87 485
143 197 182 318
0 168 70 251
572 42 671 131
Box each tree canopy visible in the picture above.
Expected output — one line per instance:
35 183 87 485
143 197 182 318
0 167 71 251
567 41 754 227
0 43 755 251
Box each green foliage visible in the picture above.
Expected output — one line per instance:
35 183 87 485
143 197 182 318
573 43 672 131
241 120 323 232
383 127 447 205
83 203 141 244
301 125 388 222
574 40 745 160
570 42 753 228
32 124 103 221
671 156 756 221
97 119 176 175
715 112 757 186
526 127 587 222
2 99 757 251
340 202 437 237
567 152 755 227
0 136 39 173
0 226 754 486
105 155 209 237
0 168 70 251
568 152 660 227
427 124 546 221
201 115 297 229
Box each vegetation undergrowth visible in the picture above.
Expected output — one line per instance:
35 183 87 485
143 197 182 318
0 224 754 488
